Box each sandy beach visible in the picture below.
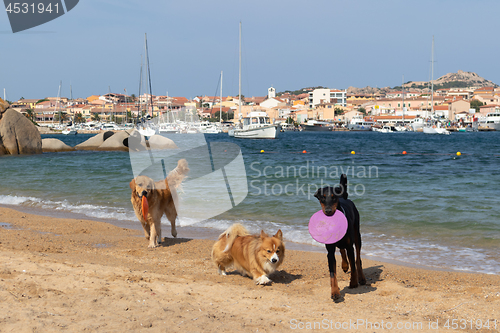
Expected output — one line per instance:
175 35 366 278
0 206 498 332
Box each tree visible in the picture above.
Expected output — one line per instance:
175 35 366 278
334 107 343 116
127 111 134 123
74 112 84 124
54 111 67 123
25 108 35 121
208 111 233 122
91 112 100 121
358 107 366 115
470 99 484 113
130 94 136 101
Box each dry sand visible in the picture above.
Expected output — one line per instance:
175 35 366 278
0 207 499 332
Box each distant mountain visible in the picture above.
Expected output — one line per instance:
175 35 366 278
403 70 498 90
279 71 497 97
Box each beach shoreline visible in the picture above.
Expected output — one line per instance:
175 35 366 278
0 206 499 332
0 203 463 274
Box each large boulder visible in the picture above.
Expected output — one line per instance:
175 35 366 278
147 134 177 149
0 108 42 155
75 131 115 150
0 98 9 114
98 130 130 151
42 138 75 152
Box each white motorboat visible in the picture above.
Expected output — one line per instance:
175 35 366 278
411 117 425 131
158 123 179 134
233 111 278 139
137 125 157 137
199 121 222 134
301 120 332 131
379 125 397 133
423 122 450 135
478 111 500 131
347 115 374 131
62 127 77 135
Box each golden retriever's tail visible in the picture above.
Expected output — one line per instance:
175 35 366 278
166 159 189 189
218 223 250 253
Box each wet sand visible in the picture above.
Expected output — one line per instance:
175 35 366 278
0 207 499 332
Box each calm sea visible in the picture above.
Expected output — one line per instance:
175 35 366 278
0 131 499 274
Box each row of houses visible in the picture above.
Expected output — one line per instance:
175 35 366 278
9 84 500 124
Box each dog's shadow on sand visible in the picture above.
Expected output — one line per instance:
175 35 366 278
160 237 193 247
335 265 383 303
219 270 302 285
272 270 302 284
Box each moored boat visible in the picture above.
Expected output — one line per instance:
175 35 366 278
347 115 374 131
301 120 332 132
233 111 278 139
478 111 500 131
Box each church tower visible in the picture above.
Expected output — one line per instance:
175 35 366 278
268 86 276 99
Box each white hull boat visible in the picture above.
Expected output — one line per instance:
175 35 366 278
233 111 278 139
423 123 450 135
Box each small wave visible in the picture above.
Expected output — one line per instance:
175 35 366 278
1 193 498 275
0 194 137 222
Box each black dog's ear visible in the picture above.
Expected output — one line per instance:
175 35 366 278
314 188 322 199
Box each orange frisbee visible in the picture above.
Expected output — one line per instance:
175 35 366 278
142 196 149 220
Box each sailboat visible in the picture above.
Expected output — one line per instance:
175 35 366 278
423 36 450 135
232 22 278 139
137 33 157 137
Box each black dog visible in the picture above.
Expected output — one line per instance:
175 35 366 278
314 174 366 301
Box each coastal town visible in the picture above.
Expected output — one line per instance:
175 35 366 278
4 70 500 133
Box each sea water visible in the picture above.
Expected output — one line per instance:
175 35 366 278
0 131 498 274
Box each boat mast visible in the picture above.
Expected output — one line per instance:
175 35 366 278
145 33 154 119
238 21 242 124
402 74 405 123
55 80 61 124
137 54 143 124
431 35 434 116
220 70 223 124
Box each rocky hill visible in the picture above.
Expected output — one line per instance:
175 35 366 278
280 71 497 97
345 71 497 95
404 70 498 90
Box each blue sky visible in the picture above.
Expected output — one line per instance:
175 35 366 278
1 0 498 102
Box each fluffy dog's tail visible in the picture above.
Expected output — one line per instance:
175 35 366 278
218 223 250 253
166 159 189 189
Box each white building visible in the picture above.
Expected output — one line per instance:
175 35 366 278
260 97 285 109
308 88 347 109
268 86 276 99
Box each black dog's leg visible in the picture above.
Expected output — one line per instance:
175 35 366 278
353 205 366 285
326 243 341 300
355 232 366 285
340 249 349 273
346 246 358 289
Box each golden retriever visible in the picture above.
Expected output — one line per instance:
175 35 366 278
212 223 285 285
129 159 189 248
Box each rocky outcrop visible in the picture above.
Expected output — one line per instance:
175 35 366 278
74 131 115 150
97 130 131 151
0 105 42 155
147 134 177 149
74 130 176 152
42 138 75 152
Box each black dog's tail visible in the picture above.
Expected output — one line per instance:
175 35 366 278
336 174 348 200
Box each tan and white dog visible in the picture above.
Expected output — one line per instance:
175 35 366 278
211 223 285 285
129 159 189 248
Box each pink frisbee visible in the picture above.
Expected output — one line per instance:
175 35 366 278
308 210 348 244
